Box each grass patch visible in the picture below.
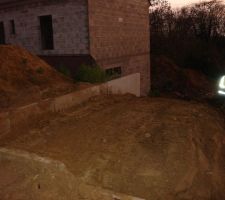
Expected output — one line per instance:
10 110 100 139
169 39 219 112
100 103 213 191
75 64 107 83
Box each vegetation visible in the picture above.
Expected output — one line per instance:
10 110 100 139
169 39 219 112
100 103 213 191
57 63 120 84
58 63 71 77
150 0 225 79
75 64 107 83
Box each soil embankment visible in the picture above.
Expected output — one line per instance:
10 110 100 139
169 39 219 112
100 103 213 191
0 95 224 200
151 56 215 100
0 45 76 110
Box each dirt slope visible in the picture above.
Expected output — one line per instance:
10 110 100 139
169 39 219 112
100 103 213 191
151 56 215 99
0 95 225 200
0 45 75 109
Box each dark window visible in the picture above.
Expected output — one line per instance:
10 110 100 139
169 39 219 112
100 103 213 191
0 22 5 44
39 15 54 50
106 66 122 80
10 20 16 35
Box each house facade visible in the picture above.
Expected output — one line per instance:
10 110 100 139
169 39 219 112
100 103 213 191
0 0 150 95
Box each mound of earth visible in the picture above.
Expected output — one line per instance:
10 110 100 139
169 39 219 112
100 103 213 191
0 45 76 109
0 95 225 200
151 56 215 99
0 148 79 200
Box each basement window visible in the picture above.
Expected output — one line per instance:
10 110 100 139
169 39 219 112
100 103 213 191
106 66 122 80
0 22 5 44
10 20 16 35
39 15 54 50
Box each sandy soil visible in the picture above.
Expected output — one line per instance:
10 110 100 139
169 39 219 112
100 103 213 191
0 95 225 200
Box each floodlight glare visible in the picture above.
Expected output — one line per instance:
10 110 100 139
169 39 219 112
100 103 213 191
218 76 225 96
218 90 225 95
219 76 225 89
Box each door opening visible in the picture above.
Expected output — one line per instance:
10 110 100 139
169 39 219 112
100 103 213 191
0 22 5 44
39 15 54 50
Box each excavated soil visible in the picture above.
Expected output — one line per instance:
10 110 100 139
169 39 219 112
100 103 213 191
0 95 225 200
0 45 76 110
151 56 215 99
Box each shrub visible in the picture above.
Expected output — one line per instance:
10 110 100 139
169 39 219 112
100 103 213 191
58 64 71 77
75 64 107 83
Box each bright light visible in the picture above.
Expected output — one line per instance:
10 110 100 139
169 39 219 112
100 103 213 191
218 76 225 96
219 76 225 89
218 90 225 95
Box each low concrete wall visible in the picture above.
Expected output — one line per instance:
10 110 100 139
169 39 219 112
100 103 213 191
101 73 140 97
0 73 140 135
50 85 101 112
50 73 140 112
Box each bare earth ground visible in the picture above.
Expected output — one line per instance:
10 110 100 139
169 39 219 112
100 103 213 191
0 95 225 200
0 45 79 110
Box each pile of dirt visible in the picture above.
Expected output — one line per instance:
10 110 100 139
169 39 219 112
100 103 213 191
0 45 76 109
1 95 225 200
151 56 215 100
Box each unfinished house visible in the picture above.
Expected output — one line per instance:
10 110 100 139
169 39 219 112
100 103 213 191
0 0 150 95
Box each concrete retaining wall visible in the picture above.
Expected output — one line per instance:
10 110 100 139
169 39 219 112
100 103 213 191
101 73 140 97
0 73 140 136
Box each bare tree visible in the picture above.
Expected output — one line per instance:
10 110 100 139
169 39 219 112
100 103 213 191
148 0 167 7
150 0 225 77
189 0 225 40
150 0 173 37
150 0 225 40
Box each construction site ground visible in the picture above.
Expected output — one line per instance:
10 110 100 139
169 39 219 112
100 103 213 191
0 95 225 200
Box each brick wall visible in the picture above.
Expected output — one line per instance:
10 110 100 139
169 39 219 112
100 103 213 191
0 0 89 55
88 0 151 95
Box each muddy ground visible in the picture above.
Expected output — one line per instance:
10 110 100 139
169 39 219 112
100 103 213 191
0 95 225 200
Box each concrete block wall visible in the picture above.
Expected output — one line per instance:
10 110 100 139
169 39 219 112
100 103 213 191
0 0 89 55
0 0 151 95
88 0 151 95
